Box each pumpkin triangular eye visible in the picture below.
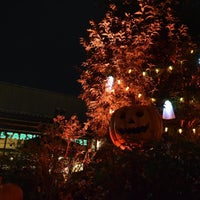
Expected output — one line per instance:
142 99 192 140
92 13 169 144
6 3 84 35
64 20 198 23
120 112 126 119
136 110 144 117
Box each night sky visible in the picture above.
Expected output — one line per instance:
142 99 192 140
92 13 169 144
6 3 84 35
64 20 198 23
1 0 200 96
1 0 105 96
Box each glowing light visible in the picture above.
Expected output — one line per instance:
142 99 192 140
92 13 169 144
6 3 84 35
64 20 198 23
189 99 194 104
164 127 168 133
178 128 183 134
96 139 104 150
125 86 129 91
138 93 142 98
192 128 196 134
10 157 14 161
168 66 173 71
72 162 83 172
142 71 147 76
105 75 114 92
151 98 156 103
128 69 132 73
155 68 160 74
58 156 63 161
117 80 121 84
109 109 114 114
162 100 175 119
179 97 184 103
198 58 200 65
190 49 194 54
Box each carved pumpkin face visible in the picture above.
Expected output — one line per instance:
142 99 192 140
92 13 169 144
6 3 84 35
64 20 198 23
109 105 163 150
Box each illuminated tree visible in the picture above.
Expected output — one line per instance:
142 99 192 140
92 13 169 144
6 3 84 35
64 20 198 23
78 0 199 137
21 115 89 200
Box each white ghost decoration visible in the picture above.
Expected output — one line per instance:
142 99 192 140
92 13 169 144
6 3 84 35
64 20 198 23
162 100 175 119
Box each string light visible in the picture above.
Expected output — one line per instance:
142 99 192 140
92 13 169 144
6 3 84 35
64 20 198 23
164 127 168 133
168 66 173 71
151 98 156 103
138 93 142 98
117 80 121 84
142 71 147 76
125 86 129 91
155 68 160 74
109 109 114 114
178 128 183 134
190 49 194 54
179 97 184 103
128 69 132 73
192 128 196 134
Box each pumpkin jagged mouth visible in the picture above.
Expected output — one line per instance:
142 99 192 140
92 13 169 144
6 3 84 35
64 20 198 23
117 124 149 134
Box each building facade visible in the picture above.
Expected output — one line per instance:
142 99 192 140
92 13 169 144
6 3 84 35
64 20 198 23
0 81 86 153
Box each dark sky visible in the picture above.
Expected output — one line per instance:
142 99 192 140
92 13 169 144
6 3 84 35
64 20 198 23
1 0 200 96
1 0 105 96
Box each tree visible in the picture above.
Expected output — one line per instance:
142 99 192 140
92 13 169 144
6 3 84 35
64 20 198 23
21 115 91 200
78 0 200 137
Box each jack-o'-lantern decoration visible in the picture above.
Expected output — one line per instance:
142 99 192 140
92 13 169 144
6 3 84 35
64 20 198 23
109 104 163 150
0 182 23 200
